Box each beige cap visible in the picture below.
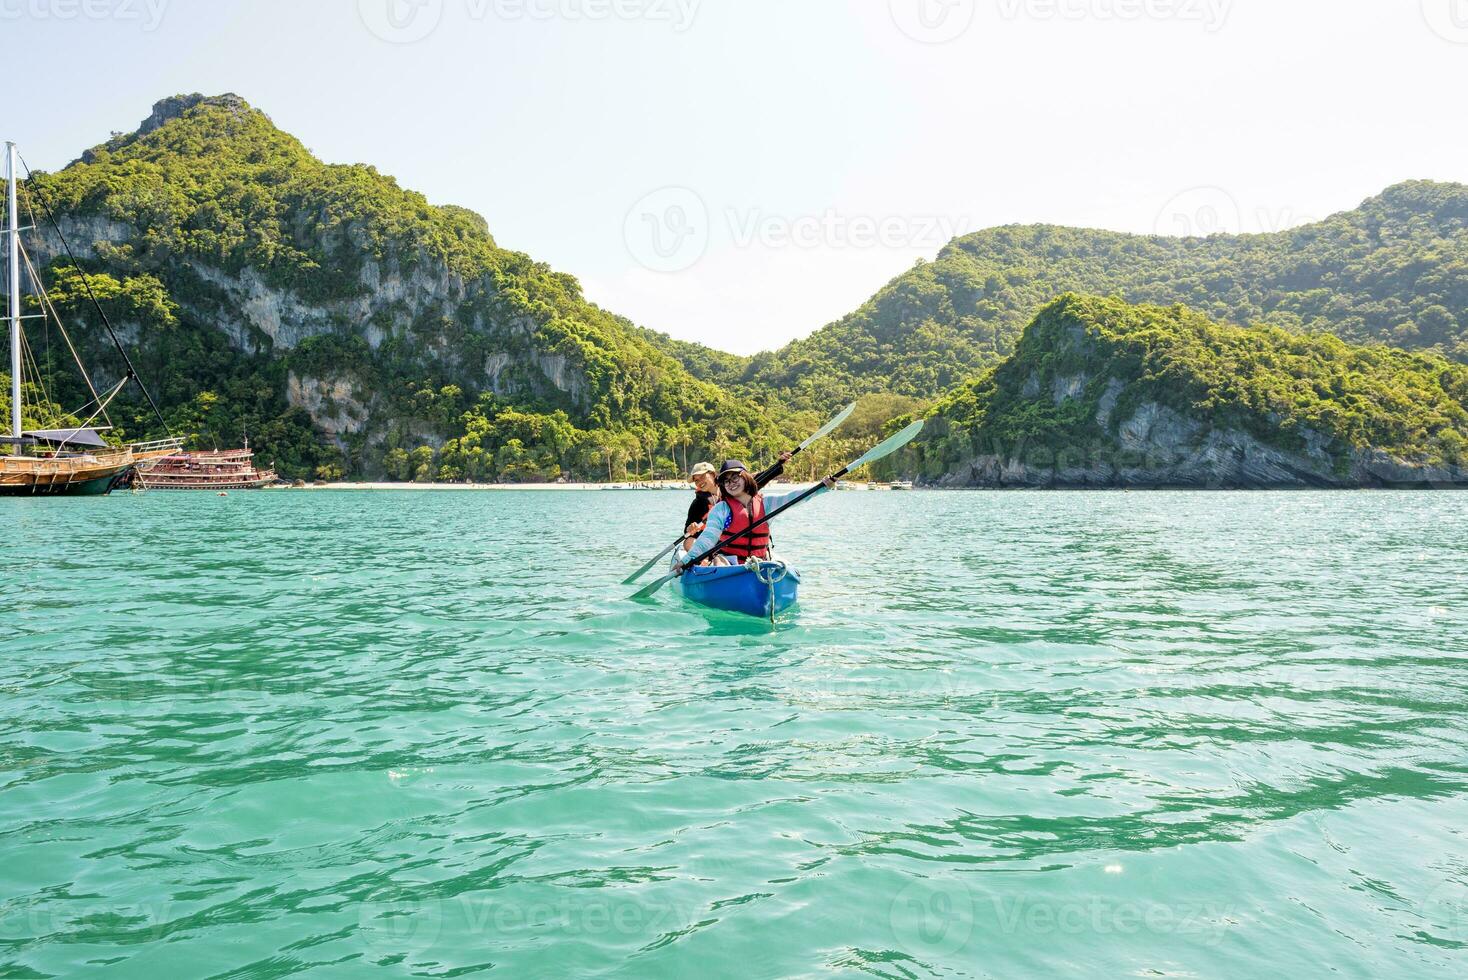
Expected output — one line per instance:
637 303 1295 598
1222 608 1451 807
689 461 716 478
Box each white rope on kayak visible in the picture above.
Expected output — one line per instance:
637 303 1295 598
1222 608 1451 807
754 560 788 623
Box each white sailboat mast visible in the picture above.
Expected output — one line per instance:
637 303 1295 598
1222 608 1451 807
7 141 19 441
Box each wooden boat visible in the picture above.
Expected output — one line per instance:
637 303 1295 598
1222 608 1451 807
671 553 800 621
0 429 175 495
137 446 277 490
1 140 180 494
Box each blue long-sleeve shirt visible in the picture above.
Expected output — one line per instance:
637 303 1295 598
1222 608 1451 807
682 485 828 562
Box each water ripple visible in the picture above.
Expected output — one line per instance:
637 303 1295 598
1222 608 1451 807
2 489 1467 977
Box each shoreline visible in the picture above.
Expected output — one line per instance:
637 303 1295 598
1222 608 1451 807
268 482 687 491
265 481 898 492
252 482 1468 492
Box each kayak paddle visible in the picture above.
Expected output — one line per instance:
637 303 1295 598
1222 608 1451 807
620 401 857 585
631 418 924 600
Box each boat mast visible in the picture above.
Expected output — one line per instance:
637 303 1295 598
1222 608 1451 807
7 141 19 443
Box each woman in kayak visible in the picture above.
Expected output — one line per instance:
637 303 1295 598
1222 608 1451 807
685 459 834 565
682 453 793 553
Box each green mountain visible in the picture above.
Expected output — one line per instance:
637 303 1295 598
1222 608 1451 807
899 294 1468 488
14 93 783 480
731 183 1468 411
10 93 1467 486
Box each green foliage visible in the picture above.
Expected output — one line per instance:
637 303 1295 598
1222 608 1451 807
834 392 928 442
20 94 1466 484
26 262 337 479
381 447 410 480
729 184 1468 412
20 93 785 480
908 295 1468 478
409 445 435 482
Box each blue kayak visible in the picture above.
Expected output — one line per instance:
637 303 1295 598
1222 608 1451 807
671 556 800 620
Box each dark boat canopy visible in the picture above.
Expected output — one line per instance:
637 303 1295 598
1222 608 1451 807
24 427 112 449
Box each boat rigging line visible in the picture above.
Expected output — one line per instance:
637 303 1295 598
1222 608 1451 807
16 150 170 433
18 238 107 423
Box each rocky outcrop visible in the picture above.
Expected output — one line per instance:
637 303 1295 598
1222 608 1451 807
285 374 369 441
141 92 252 136
929 378 1468 489
28 213 589 436
928 392 1468 489
80 93 255 165
917 296 1468 489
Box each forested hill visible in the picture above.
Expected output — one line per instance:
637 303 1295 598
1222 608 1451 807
899 294 1468 488
16 93 783 480
11 93 1467 482
728 182 1468 411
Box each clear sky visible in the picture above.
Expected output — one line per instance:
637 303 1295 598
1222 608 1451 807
7 0 1468 354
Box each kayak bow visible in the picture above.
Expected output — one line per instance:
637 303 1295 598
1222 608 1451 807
671 554 800 621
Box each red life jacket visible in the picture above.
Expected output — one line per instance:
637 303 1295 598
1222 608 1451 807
719 494 772 560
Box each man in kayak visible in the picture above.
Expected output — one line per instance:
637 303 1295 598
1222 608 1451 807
682 453 792 553
684 459 834 566
683 462 720 551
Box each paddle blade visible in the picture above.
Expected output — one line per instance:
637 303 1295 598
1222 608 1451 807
798 402 857 452
846 419 925 472
631 570 677 601
622 535 683 584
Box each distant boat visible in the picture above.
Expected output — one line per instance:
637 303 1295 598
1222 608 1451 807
890 481 914 490
1 141 180 495
136 445 278 491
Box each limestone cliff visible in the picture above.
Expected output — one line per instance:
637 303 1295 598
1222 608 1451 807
908 296 1468 489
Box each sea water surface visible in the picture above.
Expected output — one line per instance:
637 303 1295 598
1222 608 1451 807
3 488 1467 978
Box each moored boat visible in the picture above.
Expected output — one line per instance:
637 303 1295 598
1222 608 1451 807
671 553 800 621
2 141 180 493
0 429 172 495
137 446 277 490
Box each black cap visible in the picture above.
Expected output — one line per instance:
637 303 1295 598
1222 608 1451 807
718 459 749 477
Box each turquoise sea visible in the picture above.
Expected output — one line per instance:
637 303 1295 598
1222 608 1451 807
3 488 1468 978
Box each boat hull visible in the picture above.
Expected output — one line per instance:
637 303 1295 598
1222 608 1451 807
0 455 134 496
139 476 275 490
0 472 122 496
672 557 800 619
